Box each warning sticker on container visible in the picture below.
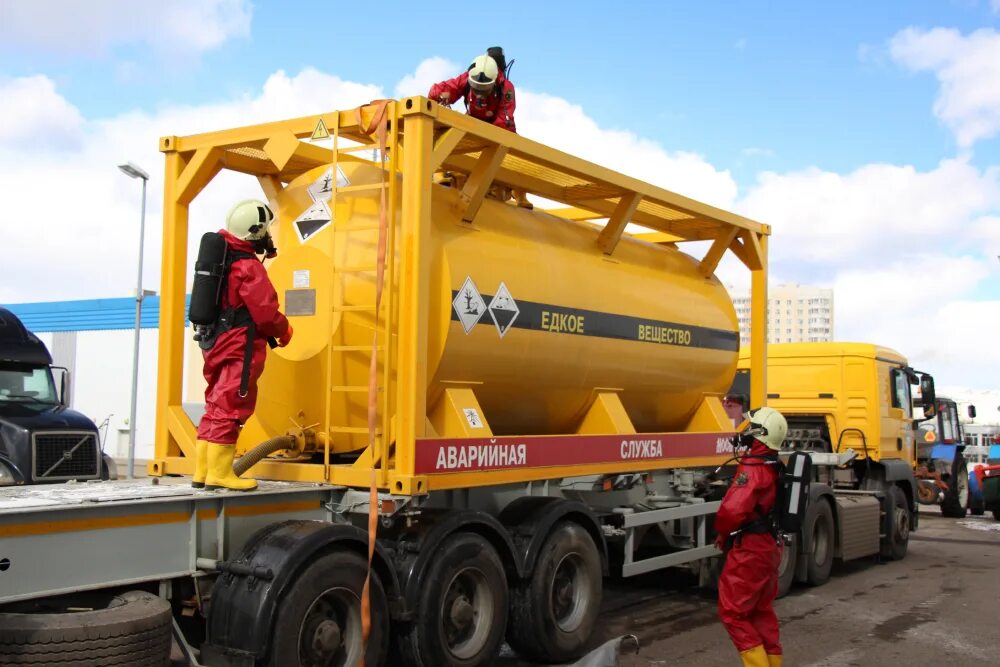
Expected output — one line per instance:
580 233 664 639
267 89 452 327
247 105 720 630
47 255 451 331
463 408 484 429
453 277 487 334
293 201 331 242
488 282 519 338
293 270 310 288
307 167 350 203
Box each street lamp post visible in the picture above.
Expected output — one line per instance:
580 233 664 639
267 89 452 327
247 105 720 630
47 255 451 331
118 162 150 480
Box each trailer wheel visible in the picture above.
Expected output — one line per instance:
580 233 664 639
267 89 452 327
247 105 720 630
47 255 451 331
0 590 171 666
268 550 389 667
881 486 910 561
992 508 1000 522
776 533 797 598
940 455 969 518
804 499 835 586
397 532 507 667
506 521 602 663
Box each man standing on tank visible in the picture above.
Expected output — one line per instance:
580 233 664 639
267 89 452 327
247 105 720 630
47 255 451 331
428 48 532 208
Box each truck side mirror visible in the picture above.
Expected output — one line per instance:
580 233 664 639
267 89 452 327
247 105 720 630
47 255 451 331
968 404 977 419
920 375 936 419
59 369 71 408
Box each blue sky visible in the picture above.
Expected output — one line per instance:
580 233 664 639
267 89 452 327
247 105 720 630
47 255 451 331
4 0 999 179
1 0 999 392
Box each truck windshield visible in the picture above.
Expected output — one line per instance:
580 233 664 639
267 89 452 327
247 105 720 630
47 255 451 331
0 366 58 404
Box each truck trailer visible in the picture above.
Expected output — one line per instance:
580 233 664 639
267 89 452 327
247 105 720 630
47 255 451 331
0 98 864 667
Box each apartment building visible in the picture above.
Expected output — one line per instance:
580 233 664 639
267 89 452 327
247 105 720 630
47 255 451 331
729 283 834 346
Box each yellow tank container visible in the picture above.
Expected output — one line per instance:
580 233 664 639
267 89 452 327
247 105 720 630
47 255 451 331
247 162 740 454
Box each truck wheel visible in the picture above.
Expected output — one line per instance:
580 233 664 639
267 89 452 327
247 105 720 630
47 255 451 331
881 486 910 561
507 522 602 663
992 508 1000 522
268 550 389 667
940 455 969 518
397 532 508 667
0 590 171 666
776 533 797 598
804 499 835 586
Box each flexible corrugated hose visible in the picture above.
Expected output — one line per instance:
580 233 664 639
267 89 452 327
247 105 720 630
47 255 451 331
231 435 295 477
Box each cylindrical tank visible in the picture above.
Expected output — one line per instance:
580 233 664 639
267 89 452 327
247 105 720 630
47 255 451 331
241 163 739 453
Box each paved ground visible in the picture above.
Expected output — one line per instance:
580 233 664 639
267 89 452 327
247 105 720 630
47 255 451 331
503 506 1000 666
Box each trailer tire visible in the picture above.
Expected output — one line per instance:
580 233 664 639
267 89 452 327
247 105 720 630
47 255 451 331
267 550 388 667
397 532 507 667
776 533 797 598
804 499 835 586
0 590 171 666
506 521 602 663
992 508 1000 522
940 455 969 518
882 486 910 561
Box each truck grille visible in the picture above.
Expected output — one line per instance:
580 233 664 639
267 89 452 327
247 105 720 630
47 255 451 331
32 432 100 481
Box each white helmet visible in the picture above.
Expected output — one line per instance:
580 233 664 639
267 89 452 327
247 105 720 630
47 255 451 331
226 199 274 241
467 55 499 94
743 406 788 451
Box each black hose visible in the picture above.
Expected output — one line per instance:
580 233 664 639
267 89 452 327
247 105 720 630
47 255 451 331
233 435 295 477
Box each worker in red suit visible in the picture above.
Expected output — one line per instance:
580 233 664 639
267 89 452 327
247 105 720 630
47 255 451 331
192 199 293 491
714 407 788 667
429 51 517 131
429 50 531 208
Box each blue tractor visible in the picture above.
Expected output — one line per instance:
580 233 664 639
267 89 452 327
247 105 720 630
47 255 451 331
914 397 975 517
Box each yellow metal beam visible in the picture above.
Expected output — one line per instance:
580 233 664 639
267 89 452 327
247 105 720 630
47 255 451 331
542 207 605 221
629 231 682 245
596 193 642 255
431 128 467 171
459 145 509 223
257 175 285 206
699 227 740 277
740 229 765 272
154 148 189 463
750 233 769 409
395 107 434 476
176 147 223 207
263 130 333 172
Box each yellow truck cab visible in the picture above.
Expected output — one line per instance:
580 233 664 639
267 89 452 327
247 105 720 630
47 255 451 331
733 342 936 568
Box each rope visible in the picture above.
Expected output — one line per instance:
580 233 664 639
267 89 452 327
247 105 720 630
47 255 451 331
356 99 390 667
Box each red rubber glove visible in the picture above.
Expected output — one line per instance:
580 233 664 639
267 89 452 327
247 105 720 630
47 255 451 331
278 324 293 347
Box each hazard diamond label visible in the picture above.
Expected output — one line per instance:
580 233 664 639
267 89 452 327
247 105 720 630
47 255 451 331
453 277 487 334
307 167 350 203
488 282 519 338
293 201 331 242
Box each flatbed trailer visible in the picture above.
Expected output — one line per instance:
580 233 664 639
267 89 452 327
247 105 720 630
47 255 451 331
0 97 810 667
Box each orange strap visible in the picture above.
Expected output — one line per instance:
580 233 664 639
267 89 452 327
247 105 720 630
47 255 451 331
357 99 390 667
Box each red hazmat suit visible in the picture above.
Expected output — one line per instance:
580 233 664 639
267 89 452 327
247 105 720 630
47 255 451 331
196 231 289 445
714 439 782 657
428 72 517 132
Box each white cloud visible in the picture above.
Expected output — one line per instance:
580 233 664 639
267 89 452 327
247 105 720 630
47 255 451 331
739 158 1000 266
1 70 383 306
0 76 85 149
518 92 738 209
0 0 252 56
395 57 459 98
890 27 1000 147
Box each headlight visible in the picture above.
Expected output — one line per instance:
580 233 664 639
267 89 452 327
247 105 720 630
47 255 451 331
0 460 16 486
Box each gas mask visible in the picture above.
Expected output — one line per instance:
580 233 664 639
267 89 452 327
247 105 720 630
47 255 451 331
252 232 277 259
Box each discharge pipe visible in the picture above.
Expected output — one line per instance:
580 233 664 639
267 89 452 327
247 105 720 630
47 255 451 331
232 435 296 477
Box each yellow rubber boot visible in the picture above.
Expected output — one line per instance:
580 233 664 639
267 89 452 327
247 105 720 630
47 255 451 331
739 645 769 667
767 654 782 667
204 443 257 491
191 440 209 489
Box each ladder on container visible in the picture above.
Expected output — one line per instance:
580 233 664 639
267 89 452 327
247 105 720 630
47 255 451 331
321 102 399 485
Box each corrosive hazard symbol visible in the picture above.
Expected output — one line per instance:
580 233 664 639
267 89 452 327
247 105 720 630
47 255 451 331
489 282 519 338
453 277 486 334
